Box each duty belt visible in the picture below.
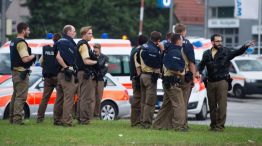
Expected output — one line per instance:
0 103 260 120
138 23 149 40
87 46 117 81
141 72 153 75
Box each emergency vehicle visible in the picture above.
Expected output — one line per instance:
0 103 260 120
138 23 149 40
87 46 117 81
0 37 212 120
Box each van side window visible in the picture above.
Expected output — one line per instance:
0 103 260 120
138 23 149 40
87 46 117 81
229 62 236 73
107 55 130 76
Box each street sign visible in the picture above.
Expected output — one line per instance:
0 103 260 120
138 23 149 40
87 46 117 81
157 0 172 8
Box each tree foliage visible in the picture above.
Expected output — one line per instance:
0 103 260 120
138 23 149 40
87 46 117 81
23 0 170 42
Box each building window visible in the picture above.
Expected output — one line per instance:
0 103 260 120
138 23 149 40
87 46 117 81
211 7 234 18
217 7 234 18
211 7 217 18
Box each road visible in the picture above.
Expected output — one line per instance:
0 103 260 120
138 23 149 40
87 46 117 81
189 95 262 128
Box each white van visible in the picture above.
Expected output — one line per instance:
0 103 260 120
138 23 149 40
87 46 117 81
228 56 262 98
0 37 212 120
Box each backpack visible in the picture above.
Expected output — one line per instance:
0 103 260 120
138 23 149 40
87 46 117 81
163 44 185 72
140 43 162 69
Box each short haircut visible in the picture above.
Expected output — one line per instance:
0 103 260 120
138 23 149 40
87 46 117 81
17 22 29 33
166 32 172 40
63 25 74 34
137 35 148 45
93 43 101 49
170 33 182 44
211 34 222 41
80 26 92 36
150 31 162 42
175 23 186 34
53 33 61 42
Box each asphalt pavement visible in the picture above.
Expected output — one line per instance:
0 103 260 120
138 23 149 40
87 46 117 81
189 95 262 128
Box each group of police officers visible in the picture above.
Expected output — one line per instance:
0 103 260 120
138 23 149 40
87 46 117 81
129 23 255 132
10 23 108 127
130 24 196 131
10 22 254 131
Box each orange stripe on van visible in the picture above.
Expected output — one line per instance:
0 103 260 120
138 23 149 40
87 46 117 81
0 75 11 83
122 83 132 89
89 43 131 48
2 43 129 49
0 95 10 106
103 90 129 101
1 43 54 48
232 76 245 80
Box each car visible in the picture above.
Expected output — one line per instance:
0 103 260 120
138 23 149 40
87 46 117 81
228 56 262 98
0 68 130 120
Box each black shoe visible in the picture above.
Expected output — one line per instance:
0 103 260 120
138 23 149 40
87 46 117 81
209 127 224 132
62 123 73 127
174 128 188 132
13 121 25 125
78 121 90 125
54 122 63 126
36 119 44 123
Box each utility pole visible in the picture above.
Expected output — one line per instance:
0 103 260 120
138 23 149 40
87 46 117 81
169 0 174 32
1 0 7 45
139 0 144 35
258 0 261 55
204 0 208 38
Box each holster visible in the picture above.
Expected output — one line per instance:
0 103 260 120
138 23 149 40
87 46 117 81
203 77 208 88
162 76 182 89
184 71 193 83
83 70 93 80
151 73 159 84
132 75 141 91
19 70 31 80
64 68 74 82
226 75 233 91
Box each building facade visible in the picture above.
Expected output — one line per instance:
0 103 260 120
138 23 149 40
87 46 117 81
206 0 262 49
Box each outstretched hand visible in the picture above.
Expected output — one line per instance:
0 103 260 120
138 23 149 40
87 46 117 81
244 40 255 48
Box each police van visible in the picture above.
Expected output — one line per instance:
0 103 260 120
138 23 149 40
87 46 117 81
0 37 212 120
228 55 262 98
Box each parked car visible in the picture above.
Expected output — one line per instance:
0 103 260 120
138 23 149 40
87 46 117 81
228 56 262 98
0 69 130 120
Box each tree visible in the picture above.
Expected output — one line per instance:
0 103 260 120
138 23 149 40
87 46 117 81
23 0 170 42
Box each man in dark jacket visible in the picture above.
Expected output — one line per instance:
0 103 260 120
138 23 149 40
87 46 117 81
197 34 254 131
54 25 77 127
129 35 148 127
93 43 109 118
37 33 61 123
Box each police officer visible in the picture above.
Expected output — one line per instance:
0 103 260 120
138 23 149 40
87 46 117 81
129 35 148 127
93 43 109 118
9 22 36 125
175 23 196 128
76 26 98 124
54 25 77 127
153 33 187 131
197 34 254 131
139 31 164 128
36 33 61 123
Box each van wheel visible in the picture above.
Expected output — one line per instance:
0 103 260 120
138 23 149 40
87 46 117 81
100 101 118 120
3 103 30 119
233 85 245 98
196 100 208 120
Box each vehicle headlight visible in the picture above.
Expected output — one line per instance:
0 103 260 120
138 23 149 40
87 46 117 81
246 79 256 83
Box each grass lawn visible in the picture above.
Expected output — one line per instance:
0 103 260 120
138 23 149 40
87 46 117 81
0 118 261 146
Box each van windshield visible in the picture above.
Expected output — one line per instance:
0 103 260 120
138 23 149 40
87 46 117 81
0 53 11 74
235 60 262 71
107 55 130 76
